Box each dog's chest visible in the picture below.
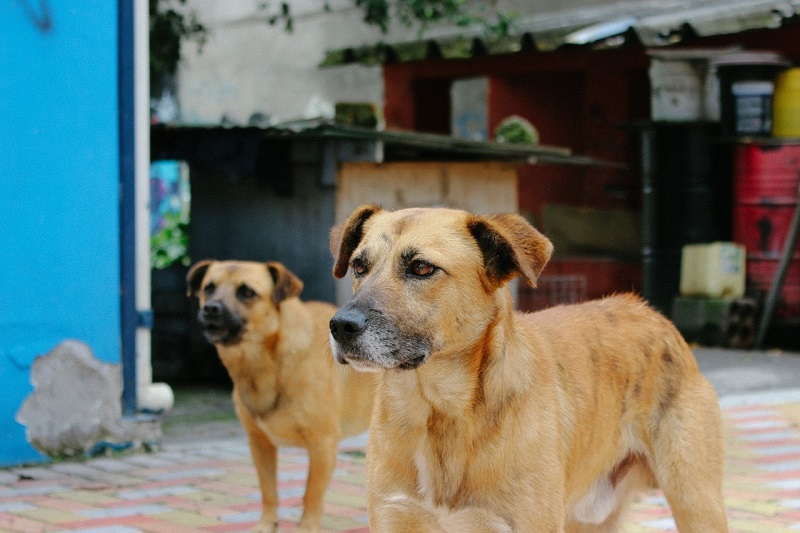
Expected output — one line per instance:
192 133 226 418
235 374 304 447
414 446 444 505
250 388 315 448
413 422 472 506
254 414 306 447
237 377 280 417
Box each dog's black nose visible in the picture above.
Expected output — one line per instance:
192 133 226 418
330 308 368 343
203 300 224 317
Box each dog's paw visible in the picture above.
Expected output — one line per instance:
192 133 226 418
295 520 321 533
250 518 278 533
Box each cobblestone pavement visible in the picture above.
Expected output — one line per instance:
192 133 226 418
2 399 800 532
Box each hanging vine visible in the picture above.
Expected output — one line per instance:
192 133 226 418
149 0 207 91
261 0 515 37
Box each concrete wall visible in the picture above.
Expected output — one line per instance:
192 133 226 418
0 1 121 465
174 0 621 126
175 0 391 124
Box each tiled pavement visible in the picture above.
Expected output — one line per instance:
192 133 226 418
4 400 800 532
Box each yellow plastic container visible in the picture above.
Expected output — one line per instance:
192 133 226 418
773 67 800 138
680 242 746 299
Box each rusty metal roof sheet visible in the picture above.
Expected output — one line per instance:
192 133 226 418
321 0 800 66
151 121 619 168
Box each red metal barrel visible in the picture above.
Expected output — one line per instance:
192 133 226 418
733 204 800 259
732 142 800 317
734 143 800 203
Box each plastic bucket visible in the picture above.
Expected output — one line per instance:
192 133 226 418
773 68 800 138
712 51 789 137
649 59 703 121
731 81 774 135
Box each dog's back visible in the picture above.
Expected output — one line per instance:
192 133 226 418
519 293 699 381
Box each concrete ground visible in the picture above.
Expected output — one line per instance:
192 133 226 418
3 346 800 532
160 386 244 445
696 347 800 398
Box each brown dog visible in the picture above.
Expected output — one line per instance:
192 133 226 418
328 206 728 532
187 260 376 533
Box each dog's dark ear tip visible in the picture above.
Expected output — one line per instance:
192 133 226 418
267 261 304 304
186 259 213 298
332 263 348 279
468 214 552 288
330 204 382 275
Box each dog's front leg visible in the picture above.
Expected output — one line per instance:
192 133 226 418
234 390 280 533
246 429 279 533
298 436 338 532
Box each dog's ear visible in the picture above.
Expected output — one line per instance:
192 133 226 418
186 259 214 297
266 262 304 304
466 213 553 288
330 204 383 279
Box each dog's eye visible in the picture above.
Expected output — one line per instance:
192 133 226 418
351 258 367 276
237 285 257 300
203 283 215 296
408 260 435 278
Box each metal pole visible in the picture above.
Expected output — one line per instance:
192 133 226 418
755 183 800 349
119 0 137 415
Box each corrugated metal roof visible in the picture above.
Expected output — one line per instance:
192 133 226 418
321 0 800 66
151 121 618 168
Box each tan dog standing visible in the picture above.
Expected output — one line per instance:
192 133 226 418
187 260 375 533
328 205 728 532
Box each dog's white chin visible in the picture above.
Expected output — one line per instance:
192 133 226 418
345 358 384 373
330 336 384 372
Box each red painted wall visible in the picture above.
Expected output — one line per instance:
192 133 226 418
489 73 586 224
380 23 800 300
383 45 649 224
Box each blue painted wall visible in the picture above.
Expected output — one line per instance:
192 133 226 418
0 2 120 465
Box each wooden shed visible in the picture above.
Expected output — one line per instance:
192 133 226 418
150 122 603 382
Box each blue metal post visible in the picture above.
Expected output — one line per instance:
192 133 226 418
119 0 137 415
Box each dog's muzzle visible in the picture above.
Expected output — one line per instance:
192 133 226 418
329 307 368 365
198 300 244 345
329 304 431 370
329 307 368 343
